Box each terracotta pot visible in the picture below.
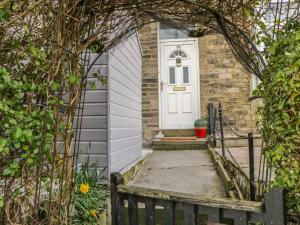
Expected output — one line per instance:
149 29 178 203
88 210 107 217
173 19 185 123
194 127 207 138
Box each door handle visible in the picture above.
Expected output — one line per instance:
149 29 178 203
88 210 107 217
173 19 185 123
161 81 164 92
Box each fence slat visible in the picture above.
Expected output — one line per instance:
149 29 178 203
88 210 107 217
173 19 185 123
164 201 175 225
223 209 248 225
198 206 221 223
264 188 287 225
128 195 138 225
184 204 197 225
145 198 155 225
111 173 125 225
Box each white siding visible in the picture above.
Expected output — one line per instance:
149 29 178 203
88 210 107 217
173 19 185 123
75 53 109 176
108 32 143 173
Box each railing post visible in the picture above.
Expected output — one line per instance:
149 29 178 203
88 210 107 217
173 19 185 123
213 108 217 148
207 103 214 136
248 133 256 201
111 172 124 225
264 188 287 225
218 103 225 158
207 104 210 136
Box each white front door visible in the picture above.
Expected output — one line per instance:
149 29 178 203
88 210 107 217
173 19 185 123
160 40 200 129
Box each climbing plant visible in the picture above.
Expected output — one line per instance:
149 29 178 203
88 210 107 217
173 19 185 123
0 0 299 223
0 1 143 224
254 21 300 218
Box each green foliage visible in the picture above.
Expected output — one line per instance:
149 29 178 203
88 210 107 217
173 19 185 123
0 2 10 22
0 195 3 208
0 67 56 178
73 163 109 225
254 22 300 216
194 118 208 128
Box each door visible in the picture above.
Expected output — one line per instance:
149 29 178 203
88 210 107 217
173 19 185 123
160 40 200 129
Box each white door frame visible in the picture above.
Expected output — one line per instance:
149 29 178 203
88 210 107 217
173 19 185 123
158 37 201 130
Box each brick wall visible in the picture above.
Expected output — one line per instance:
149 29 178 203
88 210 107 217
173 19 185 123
139 24 261 147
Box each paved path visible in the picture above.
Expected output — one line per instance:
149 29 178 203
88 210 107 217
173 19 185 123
129 150 226 197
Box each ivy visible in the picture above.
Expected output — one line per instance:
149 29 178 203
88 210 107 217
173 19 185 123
255 22 300 216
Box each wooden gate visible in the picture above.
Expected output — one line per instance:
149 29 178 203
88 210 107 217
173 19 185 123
111 173 287 225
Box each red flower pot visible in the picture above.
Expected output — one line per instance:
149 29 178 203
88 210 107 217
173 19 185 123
195 127 207 138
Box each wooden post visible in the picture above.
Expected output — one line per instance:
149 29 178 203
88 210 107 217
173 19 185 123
164 201 175 225
223 209 248 225
183 204 197 225
198 206 221 223
264 188 287 225
128 195 138 225
145 198 155 225
111 173 124 225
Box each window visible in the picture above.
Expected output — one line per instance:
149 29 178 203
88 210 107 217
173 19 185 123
256 0 297 36
169 67 176 84
169 50 188 59
252 1 293 93
183 67 190 84
159 23 189 40
251 75 261 93
264 1 297 26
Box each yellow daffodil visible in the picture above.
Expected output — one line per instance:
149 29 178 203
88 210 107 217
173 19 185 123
79 183 90 194
55 154 63 164
90 209 97 218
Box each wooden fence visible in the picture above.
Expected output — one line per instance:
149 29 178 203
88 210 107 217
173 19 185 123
111 173 287 225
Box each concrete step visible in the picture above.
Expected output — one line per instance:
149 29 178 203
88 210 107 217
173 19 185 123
152 137 208 150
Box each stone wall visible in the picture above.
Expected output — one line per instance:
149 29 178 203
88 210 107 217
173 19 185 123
198 34 262 134
138 22 160 147
139 23 261 147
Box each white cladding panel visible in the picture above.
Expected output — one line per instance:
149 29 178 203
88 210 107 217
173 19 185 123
108 32 143 173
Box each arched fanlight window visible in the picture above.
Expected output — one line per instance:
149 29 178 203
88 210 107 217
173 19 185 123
169 50 188 59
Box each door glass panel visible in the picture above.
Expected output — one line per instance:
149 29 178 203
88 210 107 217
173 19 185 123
183 66 189 84
169 67 175 84
169 50 188 59
160 23 189 40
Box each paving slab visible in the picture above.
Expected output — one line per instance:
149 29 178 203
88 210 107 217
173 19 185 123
128 150 226 197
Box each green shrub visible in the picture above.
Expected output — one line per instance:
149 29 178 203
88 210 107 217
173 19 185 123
254 22 300 217
194 118 208 128
73 163 109 225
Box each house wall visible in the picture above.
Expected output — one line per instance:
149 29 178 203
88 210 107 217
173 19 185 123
139 23 261 147
138 23 160 147
75 52 109 176
108 32 143 173
198 34 262 133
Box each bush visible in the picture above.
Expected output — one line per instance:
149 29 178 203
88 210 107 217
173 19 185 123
194 118 208 128
255 22 300 217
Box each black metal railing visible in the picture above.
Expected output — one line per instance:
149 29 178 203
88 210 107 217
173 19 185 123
207 103 273 201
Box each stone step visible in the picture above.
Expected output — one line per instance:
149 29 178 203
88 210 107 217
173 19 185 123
161 129 195 137
152 137 208 150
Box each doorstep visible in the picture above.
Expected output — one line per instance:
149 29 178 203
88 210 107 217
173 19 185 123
152 136 208 150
